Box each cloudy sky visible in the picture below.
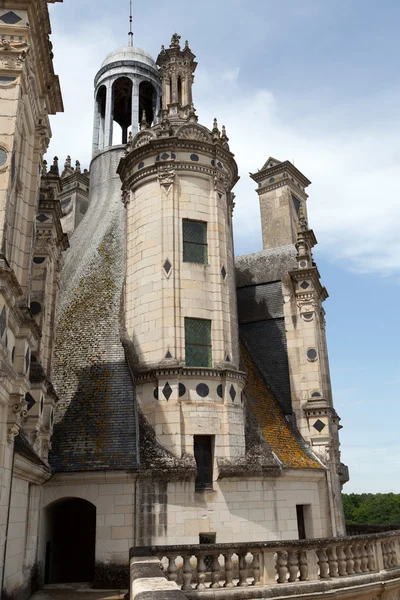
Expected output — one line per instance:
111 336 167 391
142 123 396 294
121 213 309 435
47 0 400 494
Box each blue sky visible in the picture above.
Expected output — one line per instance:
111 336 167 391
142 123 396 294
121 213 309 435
47 0 400 493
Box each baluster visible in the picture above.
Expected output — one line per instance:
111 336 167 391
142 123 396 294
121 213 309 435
223 553 234 588
381 542 388 569
288 550 299 582
367 543 376 572
167 555 178 582
327 546 338 578
276 551 288 584
238 552 249 587
196 555 207 590
317 548 330 579
360 544 369 573
391 541 398 567
252 552 261 586
211 554 221 588
353 544 361 574
337 546 347 576
345 545 355 575
388 541 394 567
299 550 308 581
182 555 193 591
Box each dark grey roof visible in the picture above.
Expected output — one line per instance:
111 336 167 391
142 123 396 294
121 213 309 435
240 318 292 415
51 147 138 472
15 430 49 469
235 245 297 288
237 281 283 324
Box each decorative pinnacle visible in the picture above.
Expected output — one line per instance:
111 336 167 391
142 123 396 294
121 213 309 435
221 125 228 141
170 33 181 49
42 160 47 174
64 155 71 168
297 203 308 232
75 160 81 173
140 110 148 130
212 118 220 139
185 40 190 50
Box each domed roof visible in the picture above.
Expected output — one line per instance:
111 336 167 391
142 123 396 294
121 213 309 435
101 46 157 69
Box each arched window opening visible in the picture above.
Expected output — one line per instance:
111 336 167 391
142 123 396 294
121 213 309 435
43 497 96 584
112 77 133 145
139 81 156 127
177 76 183 105
96 85 106 149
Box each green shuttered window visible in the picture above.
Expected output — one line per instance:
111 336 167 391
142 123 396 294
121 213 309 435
183 219 207 264
185 318 212 368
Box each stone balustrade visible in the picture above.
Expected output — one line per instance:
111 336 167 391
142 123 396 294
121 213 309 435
130 531 400 600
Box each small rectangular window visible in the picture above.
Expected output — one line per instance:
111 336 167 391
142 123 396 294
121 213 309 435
194 436 213 491
183 219 207 264
185 317 212 368
296 505 307 539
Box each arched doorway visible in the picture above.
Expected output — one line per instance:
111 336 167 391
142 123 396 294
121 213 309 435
44 497 96 584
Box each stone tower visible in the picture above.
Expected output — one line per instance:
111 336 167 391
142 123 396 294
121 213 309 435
249 157 348 534
118 32 246 467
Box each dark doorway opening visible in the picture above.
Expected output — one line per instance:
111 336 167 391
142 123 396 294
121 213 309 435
44 497 96 583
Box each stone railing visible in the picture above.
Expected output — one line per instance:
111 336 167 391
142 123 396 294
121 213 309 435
130 531 400 600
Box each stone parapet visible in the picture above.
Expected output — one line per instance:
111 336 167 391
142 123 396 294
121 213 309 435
130 552 188 600
131 530 400 598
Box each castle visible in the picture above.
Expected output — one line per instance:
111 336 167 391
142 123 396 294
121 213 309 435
0 1 373 599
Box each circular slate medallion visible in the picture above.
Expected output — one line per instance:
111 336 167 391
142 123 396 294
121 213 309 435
196 383 209 398
0 148 8 168
217 384 223 399
307 348 318 361
153 387 159 400
179 383 186 397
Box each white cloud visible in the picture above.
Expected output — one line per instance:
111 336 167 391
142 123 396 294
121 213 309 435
47 12 400 277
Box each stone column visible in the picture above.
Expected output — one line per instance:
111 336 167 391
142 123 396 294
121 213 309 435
131 77 139 135
104 81 114 148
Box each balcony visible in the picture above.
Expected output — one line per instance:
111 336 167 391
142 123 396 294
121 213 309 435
130 531 400 600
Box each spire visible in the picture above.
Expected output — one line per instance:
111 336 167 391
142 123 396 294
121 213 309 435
128 0 133 47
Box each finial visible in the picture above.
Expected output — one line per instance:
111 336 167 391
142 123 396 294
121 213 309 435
212 118 220 139
185 40 190 50
42 160 47 174
128 0 134 47
75 160 81 173
53 156 58 167
221 125 228 140
140 110 148 131
160 44 166 54
188 103 198 123
170 33 181 49
64 155 71 168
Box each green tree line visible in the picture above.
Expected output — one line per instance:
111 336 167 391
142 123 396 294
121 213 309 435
343 493 400 524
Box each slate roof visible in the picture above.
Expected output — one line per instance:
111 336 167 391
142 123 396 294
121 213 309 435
15 430 50 469
241 343 321 470
51 148 138 472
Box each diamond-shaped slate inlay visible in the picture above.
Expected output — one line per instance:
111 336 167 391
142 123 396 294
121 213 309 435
165 350 172 359
25 392 35 412
313 419 326 433
40 396 44 414
25 348 30 372
36 214 49 223
163 184 170 191
0 11 22 24
163 382 173 401
229 384 236 402
300 280 310 290
221 266 226 280
218 193 222 199
163 259 172 274
225 354 231 362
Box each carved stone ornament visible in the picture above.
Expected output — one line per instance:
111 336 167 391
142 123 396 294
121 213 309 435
178 125 210 142
158 167 175 186
35 233 56 252
214 172 228 194
122 188 130 207
134 132 154 149
8 396 28 443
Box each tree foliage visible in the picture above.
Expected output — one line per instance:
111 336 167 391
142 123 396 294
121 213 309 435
343 493 400 524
